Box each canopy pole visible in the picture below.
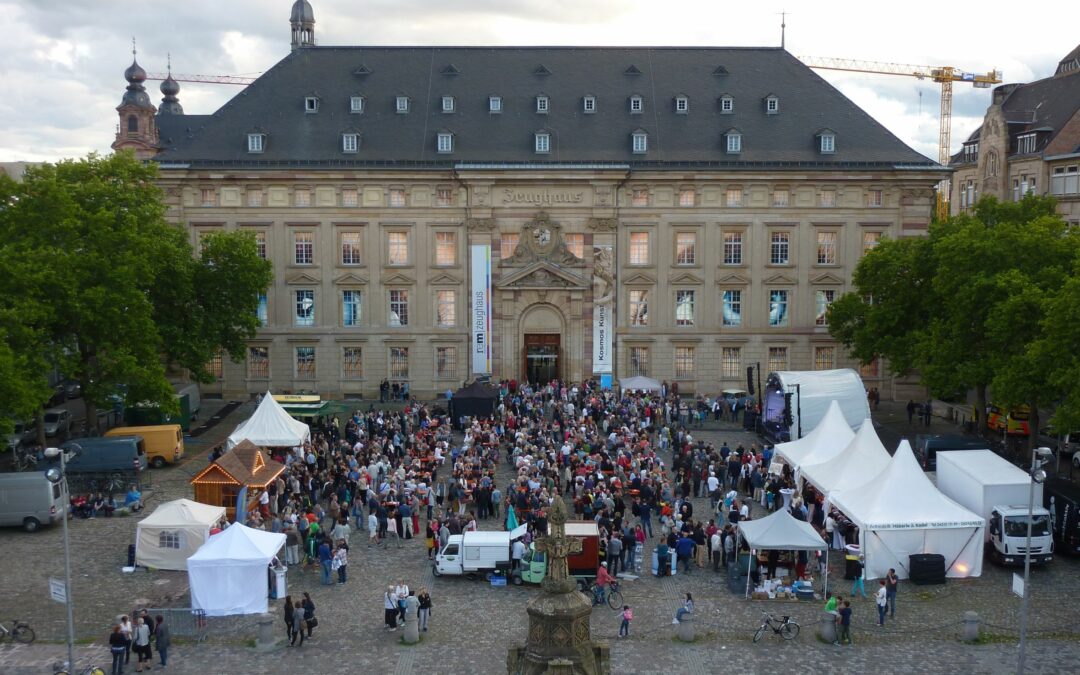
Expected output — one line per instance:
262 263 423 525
824 547 829 596
745 546 753 599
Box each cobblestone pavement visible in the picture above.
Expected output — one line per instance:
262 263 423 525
3 404 1080 674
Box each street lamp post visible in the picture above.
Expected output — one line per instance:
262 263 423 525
45 445 80 673
1017 445 1051 674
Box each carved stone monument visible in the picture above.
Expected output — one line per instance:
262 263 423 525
507 496 610 675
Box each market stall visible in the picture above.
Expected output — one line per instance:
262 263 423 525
190 440 286 520
451 381 499 427
187 523 286 616
226 392 311 449
738 508 829 599
135 499 225 571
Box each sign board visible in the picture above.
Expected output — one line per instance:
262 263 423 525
1012 573 1025 598
599 374 613 390
592 302 613 374
470 245 492 375
49 577 67 604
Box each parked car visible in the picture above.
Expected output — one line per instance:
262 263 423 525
42 409 71 438
6 421 36 451
47 384 66 408
1038 427 1080 461
60 379 82 399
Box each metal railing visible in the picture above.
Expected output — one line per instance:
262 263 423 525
131 608 208 643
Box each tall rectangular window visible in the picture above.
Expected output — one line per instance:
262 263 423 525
536 96 549 113
388 232 409 265
675 290 696 326
342 187 358 207
350 96 364 113
294 289 315 326
342 290 361 327
441 95 455 113
679 188 695 207
294 232 313 265
341 232 363 265
863 231 881 254
201 188 217 206
772 189 790 207
564 234 585 260
342 347 363 378
254 231 266 259
388 290 409 326
726 134 742 154
247 134 264 153
436 346 457 379
675 347 695 377
435 231 457 266
500 233 519 259
629 232 650 264
631 188 648 207
535 133 551 154
257 293 268 326
247 189 263 207
768 289 789 327
815 290 835 326
435 290 456 327
390 347 409 378
436 188 453 207
631 133 648 154
389 188 406 207
247 346 269 379
676 232 697 265
767 346 788 372
722 290 741 327
295 347 316 379
629 346 649 376
817 231 837 265
294 189 311 207
721 347 741 378
436 133 454 153
814 346 835 370
725 187 742 207
342 133 359 153
867 189 883 207
207 351 223 380
489 96 502 113
820 189 836 207
770 232 790 265
723 232 743 265
628 290 648 326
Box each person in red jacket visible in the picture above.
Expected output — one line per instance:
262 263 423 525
594 562 614 605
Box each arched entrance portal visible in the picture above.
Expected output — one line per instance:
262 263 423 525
519 304 565 385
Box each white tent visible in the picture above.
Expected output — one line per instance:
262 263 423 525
774 400 855 470
135 499 225 571
800 418 891 497
738 508 830 596
618 376 663 393
227 392 311 449
763 369 871 439
829 440 985 581
187 524 286 616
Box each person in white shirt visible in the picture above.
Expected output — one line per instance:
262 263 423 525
710 530 723 571
512 539 527 574
739 501 750 520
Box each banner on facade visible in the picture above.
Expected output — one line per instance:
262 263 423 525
470 245 492 375
592 245 614 374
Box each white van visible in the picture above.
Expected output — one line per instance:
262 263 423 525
433 524 528 576
0 472 67 532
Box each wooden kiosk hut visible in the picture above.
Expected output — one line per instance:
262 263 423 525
190 440 286 520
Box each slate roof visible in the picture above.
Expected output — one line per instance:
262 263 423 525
155 46 935 170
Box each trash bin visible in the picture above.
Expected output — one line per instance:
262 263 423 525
271 566 287 599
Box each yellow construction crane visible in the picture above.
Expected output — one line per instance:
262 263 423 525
799 56 1002 220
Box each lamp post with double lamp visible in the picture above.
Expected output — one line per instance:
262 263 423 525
1016 445 1052 675
44 443 81 674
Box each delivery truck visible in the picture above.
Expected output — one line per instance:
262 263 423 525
1044 478 1080 556
433 524 528 577
937 450 1053 566
514 520 600 586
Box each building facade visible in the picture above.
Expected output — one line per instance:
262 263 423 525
114 1 945 400
950 44 1080 225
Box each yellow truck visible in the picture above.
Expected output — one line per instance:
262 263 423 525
105 424 184 468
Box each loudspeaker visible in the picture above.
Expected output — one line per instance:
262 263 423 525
746 367 755 395
908 553 946 585
127 543 137 568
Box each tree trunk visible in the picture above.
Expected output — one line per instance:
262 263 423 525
85 398 99 436
1028 398 1040 454
34 408 46 448
974 385 988 439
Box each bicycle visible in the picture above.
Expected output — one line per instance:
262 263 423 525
53 662 106 675
0 617 35 643
753 612 800 642
584 580 624 610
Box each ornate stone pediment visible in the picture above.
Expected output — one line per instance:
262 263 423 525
622 271 656 285
716 271 751 285
505 212 581 265
668 271 703 285
285 271 321 285
810 272 845 285
381 271 416 285
333 272 369 285
495 261 589 290
763 271 797 285
428 272 462 285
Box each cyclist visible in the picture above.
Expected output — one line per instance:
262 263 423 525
593 562 614 606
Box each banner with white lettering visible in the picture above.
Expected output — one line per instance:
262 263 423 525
470 245 491 375
592 245 614 374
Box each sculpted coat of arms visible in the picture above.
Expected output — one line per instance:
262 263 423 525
505 212 580 265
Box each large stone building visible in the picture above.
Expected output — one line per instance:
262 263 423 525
950 44 1080 224
112 0 945 400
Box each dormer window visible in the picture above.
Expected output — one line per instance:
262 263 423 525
441 96 455 113
396 96 410 114
489 96 502 113
536 95 549 113
725 129 742 154
631 130 648 154
535 132 551 154
675 95 689 114
720 95 734 113
342 133 359 154
583 96 596 113
1017 133 1037 155
629 95 644 114
818 131 836 154
765 95 779 114
437 132 454 154
350 96 364 113
305 96 319 113
247 133 265 153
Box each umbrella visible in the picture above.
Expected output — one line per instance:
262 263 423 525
506 505 518 531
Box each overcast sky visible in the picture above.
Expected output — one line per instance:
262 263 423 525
3 0 1077 163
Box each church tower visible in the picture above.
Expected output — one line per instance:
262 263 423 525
157 55 184 116
290 0 316 51
111 43 159 158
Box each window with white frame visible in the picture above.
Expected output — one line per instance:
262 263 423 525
437 132 454 153
254 231 266 259
629 232 650 264
294 289 315 326
770 231 790 265
389 346 409 378
767 346 788 372
583 95 596 113
720 95 734 113
678 188 695 207
435 290 456 327
200 188 216 207
867 189 883 207
396 96 410 113
247 188 263 207
535 132 551 154
256 293 268 326
305 96 319 113
342 290 361 327
772 189 790 207
247 346 269 378
247 133 264 153
387 232 409 265
723 231 743 265
722 290 741 327
629 95 643 113
629 346 649 376
489 96 502 113
726 187 743 207
294 231 313 265
342 187 358 207
342 133 359 153
675 95 689 113
536 95 549 113
675 346 695 377
441 95 455 113
1017 133 1036 155
632 132 648 154
675 232 696 265
436 346 457 379
631 188 648 207
820 133 835 153
1051 165 1080 196
817 231 837 265
295 346 316 378
158 530 184 550
863 231 881 254
436 187 453 206
435 231 457 266
388 290 409 327
816 289 835 326
768 289 789 327
389 188 406 207
294 188 311 207
814 346 835 370
341 231 362 265
342 347 363 378
726 132 742 154
721 347 741 378
675 290 696 326
500 233 519 259
629 290 648 326
820 189 836 207
350 96 364 113
564 233 585 260
765 96 779 114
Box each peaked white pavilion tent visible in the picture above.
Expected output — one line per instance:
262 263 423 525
737 508 830 596
800 418 891 497
774 400 855 470
226 392 311 449
829 440 985 580
135 499 225 571
187 523 286 616
763 369 871 439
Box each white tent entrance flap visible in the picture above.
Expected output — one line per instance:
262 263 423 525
187 523 286 616
736 509 829 598
227 391 311 449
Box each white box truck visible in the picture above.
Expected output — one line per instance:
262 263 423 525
937 450 1053 566
433 524 528 577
